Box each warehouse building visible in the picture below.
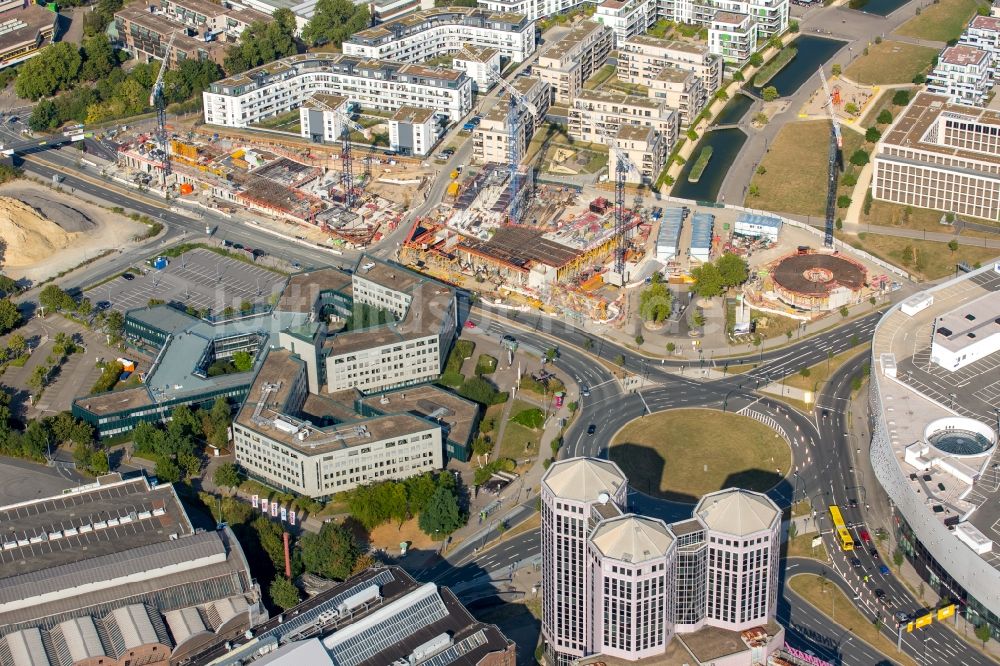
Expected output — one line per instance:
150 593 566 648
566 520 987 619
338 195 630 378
203 53 474 128
534 20 613 104
0 475 263 665
342 7 536 64
873 92 1000 221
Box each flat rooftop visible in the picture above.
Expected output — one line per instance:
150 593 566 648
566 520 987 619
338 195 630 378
349 6 528 43
301 93 348 111
940 44 989 66
360 384 478 447
539 20 605 65
392 105 435 124
0 3 55 53
713 10 748 24
616 123 656 142
276 269 353 314
880 92 1000 167
575 88 662 110
623 34 710 56
931 290 1000 353
0 476 191 579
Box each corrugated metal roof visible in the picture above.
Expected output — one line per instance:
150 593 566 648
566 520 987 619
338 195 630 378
4 628 50 666
164 607 208 645
690 212 714 249
0 532 226 607
109 605 159 650
55 616 103 662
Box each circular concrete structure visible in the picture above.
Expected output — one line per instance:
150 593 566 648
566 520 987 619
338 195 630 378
769 252 867 311
924 417 996 458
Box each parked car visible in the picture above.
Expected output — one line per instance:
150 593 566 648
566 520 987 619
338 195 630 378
581 386 590 397
95 301 111 311
121 273 135 281
874 589 886 600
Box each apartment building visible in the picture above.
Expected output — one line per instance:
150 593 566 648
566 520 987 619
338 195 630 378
961 15 1000 77
473 76 550 163
663 0 787 41
541 458 783 665
233 349 445 498
114 0 270 66
873 92 1000 221
568 89 678 154
203 53 474 127
594 0 657 46
390 106 440 156
299 93 349 143
454 44 502 91
535 20 613 104
647 65 707 126
927 44 993 106
618 34 723 96
611 123 667 183
708 11 758 66
343 7 536 64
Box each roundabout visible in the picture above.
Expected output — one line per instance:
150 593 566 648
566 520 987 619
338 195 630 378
608 408 792 503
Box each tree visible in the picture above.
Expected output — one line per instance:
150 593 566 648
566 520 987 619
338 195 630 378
901 244 915 266
39 285 74 313
28 98 59 131
948 239 959 253
716 253 748 288
232 350 254 372
863 189 873 215
213 462 241 489
840 305 850 318
666 342 676 354
849 149 870 167
269 576 300 610
975 623 991 647
302 0 368 47
865 126 882 143
756 165 766 175
840 172 857 187
638 281 672 323
300 521 359 580
81 34 116 81
844 102 859 116
0 299 20 335
748 183 760 197
732 70 744 82
7 333 26 357
419 485 464 537
892 548 904 570
768 35 782 49
788 522 798 539
892 89 910 106
831 63 842 76
837 194 852 208
691 262 724 297
545 347 558 362
789 19 799 32
15 42 83 100
877 109 893 125
761 86 779 102
154 456 182 484
749 53 764 67
224 11 298 74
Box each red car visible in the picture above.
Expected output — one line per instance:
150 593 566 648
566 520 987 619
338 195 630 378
860 529 871 543
464 320 476 329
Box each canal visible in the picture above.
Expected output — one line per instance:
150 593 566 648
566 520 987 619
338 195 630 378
748 35 846 99
855 0 912 16
714 94 754 126
671 128 748 202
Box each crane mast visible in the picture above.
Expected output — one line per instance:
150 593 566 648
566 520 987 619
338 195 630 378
818 66 843 248
149 30 177 182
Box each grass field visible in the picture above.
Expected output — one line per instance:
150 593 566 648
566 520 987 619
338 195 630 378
788 575 919 666
609 409 791 502
849 233 1000 280
844 41 937 85
860 199 1000 237
499 400 543 461
746 120 864 217
252 109 301 134
859 85 917 127
895 0 984 42
785 532 827 560
783 345 868 393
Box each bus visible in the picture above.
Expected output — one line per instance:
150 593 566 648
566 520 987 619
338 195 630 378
829 505 855 551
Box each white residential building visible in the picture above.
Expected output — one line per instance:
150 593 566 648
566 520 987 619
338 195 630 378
568 88 679 153
203 53 474 128
927 44 993 106
535 20 613 104
473 76 550 163
594 0 657 46
647 65 707 127
389 106 440 157
342 7 536 64
708 11 758 67
961 15 1000 77
611 123 667 183
477 0 584 22
618 34 723 96
663 0 788 42
299 93 349 144
453 44 502 91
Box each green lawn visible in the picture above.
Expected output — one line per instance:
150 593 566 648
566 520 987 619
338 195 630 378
252 109 301 134
786 532 828 560
584 64 616 90
895 0 985 42
844 40 937 85
849 233 1000 281
783 345 868 393
746 120 864 217
498 399 544 461
609 409 790 503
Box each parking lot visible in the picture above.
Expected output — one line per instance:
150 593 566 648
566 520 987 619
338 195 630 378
0 459 76 507
86 248 287 316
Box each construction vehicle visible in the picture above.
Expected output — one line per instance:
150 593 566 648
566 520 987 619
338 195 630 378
149 30 178 184
818 66 843 249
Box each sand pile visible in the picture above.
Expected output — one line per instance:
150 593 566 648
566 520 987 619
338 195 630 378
0 196 76 267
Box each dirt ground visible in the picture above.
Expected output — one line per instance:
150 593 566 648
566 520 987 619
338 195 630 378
0 180 147 284
369 516 440 552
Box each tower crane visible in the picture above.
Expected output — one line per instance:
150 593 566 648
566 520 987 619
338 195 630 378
818 66 843 249
599 123 642 277
459 47 537 224
149 30 177 183
309 96 367 208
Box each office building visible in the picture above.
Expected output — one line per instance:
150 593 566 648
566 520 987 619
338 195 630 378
541 457 783 664
0 475 263 664
873 92 1000 221
927 45 993 106
870 264 1000 639
568 89 679 154
962 14 1000 77
0 1 56 70
183 566 516 665
342 7 536 64
203 53 474 128
610 123 667 183
618 34 723 97
114 0 270 66
389 106 441 156
594 0 657 46
473 76 550 164
299 93 349 144
534 20 613 104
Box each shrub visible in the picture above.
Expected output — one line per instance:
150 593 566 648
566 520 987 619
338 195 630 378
877 109 893 125
512 407 545 429
892 89 910 106
837 195 852 208
841 172 858 187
